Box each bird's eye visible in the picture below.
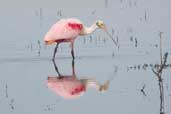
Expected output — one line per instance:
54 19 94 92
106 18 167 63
96 22 100 26
96 22 103 27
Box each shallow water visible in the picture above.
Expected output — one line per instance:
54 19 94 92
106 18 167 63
0 0 171 114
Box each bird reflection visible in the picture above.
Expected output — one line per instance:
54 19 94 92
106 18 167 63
47 60 110 99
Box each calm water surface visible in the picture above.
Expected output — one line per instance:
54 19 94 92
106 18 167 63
0 0 171 114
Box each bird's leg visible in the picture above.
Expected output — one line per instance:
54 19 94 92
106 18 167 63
72 59 76 78
70 42 75 60
52 59 62 78
52 43 59 61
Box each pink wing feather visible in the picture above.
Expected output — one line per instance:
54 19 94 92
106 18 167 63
47 76 86 99
44 18 83 44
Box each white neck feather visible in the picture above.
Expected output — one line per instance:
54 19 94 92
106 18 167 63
81 79 109 92
79 22 98 35
83 79 100 90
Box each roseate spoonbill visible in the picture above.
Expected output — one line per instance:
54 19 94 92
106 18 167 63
47 60 110 99
44 18 117 60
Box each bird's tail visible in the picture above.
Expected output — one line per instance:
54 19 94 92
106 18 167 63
44 40 56 45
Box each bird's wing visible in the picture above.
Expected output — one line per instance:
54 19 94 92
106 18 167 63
44 18 83 43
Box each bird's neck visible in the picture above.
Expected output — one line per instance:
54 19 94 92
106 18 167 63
81 79 100 90
80 22 98 35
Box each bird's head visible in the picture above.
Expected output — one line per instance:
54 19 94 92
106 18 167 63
96 20 118 46
96 20 105 29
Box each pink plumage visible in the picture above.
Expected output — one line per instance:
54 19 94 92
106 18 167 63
47 76 86 99
44 18 83 45
43 18 116 60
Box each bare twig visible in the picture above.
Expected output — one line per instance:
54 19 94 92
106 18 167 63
140 84 146 96
5 84 8 98
152 32 169 114
159 32 163 64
